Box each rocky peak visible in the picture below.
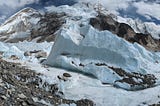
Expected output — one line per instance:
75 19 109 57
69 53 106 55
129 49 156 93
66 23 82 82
90 13 160 51
0 8 66 43
31 12 66 42
2 7 41 26
0 7 42 42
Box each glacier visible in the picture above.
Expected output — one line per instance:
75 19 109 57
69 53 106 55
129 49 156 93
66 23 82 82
0 2 158 91
46 19 160 90
0 2 160 105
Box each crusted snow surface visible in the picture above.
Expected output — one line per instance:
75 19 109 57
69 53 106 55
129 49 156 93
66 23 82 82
46 20 160 90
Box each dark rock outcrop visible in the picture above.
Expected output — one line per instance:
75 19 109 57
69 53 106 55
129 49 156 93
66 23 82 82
31 12 66 42
90 13 160 51
95 63 157 90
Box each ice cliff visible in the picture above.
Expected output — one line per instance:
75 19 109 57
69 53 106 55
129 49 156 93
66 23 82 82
46 20 160 90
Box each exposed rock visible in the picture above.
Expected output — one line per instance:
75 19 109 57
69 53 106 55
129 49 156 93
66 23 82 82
9 55 19 60
0 87 6 95
90 13 160 51
24 50 47 59
76 99 95 106
57 73 72 82
108 66 157 90
35 51 47 59
95 63 157 90
18 93 27 99
63 73 72 78
150 102 160 106
31 12 66 42
24 51 31 56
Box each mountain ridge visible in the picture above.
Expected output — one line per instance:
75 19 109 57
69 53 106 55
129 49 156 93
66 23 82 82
0 7 65 43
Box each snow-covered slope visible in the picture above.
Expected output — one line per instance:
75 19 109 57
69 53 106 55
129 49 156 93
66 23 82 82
0 7 42 42
0 7 65 43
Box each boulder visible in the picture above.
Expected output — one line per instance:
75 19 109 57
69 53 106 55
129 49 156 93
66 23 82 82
24 50 47 58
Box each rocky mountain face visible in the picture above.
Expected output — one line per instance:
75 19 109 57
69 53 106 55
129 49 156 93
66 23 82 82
0 7 65 43
90 13 160 51
31 12 66 42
